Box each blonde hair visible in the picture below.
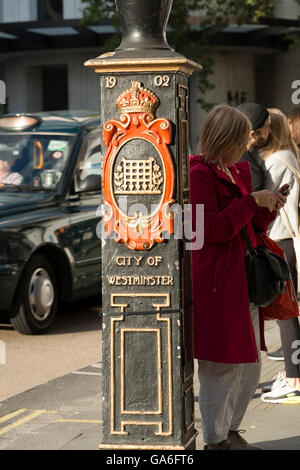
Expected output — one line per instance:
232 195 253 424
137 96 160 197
200 104 251 166
268 108 284 115
288 107 300 145
261 109 299 164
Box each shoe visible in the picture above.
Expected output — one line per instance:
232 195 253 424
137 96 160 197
262 371 286 393
267 347 284 361
228 430 262 450
261 382 300 404
203 439 231 450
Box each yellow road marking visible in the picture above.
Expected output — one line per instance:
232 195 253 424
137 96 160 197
0 409 27 424
0 410 48 436
0 409 101 438
56 419 102 423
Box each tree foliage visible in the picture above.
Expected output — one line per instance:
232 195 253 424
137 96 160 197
81 0 283 110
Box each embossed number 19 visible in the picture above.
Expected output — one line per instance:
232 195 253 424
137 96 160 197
105 76 117 88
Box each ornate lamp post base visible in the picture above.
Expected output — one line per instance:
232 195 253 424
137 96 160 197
85 0 202 450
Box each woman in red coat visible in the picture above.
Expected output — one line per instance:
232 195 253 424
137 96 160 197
190 104 288 450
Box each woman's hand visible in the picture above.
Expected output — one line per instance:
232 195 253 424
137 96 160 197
274 188 289 210
251 190 283 212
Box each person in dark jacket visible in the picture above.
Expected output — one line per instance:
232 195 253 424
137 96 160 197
239 105 300 400
237 102 271 191
190 104 287 450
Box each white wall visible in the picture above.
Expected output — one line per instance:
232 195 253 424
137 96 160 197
256 49 300 115
190 50 255 153
1 0 85 22
2 42 297 151
4 49 100 114
273 0 300 20
2 0 37 23
189 0 300 23
63 0 84 19
1 0 299 25
68 57 100 110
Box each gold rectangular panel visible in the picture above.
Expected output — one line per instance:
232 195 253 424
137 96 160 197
109 293 174 437
120 328 163 415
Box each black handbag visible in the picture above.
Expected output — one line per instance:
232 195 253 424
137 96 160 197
242 226 291 307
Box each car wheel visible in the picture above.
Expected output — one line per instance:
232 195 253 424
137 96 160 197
9 254 58 335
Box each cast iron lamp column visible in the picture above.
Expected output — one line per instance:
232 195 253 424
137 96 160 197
85 0 202 450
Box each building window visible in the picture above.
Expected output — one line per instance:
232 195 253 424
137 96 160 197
38 0 63 21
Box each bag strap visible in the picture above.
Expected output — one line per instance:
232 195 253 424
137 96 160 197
242 226 256 255
279 207 297 238
272 154 300 182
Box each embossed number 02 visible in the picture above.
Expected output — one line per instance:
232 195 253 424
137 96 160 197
105 76 117 88
154 75 170 87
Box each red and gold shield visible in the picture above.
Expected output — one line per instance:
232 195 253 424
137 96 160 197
103 81 175 250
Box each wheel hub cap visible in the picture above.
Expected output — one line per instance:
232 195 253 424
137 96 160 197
29 268 55 321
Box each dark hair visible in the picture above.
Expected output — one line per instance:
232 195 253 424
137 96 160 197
236 102 269 131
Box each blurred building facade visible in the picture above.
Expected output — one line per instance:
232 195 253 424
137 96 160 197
0 0 300 151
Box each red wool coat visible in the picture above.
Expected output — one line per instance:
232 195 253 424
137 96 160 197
190 155 276 363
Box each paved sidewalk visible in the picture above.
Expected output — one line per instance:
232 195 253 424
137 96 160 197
0 320 300 450
195 320 300 450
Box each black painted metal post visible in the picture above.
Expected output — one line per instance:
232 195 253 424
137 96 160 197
85 0 202 450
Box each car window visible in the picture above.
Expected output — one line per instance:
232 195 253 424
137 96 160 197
80 145 102 179
0 133 75 190
76 129 103 186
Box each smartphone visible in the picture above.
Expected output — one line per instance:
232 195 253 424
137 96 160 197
279 184 290 195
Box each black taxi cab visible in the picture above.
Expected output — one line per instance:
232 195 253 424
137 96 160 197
0 111 103 334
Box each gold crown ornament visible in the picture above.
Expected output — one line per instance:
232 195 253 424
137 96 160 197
117 81 159 115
